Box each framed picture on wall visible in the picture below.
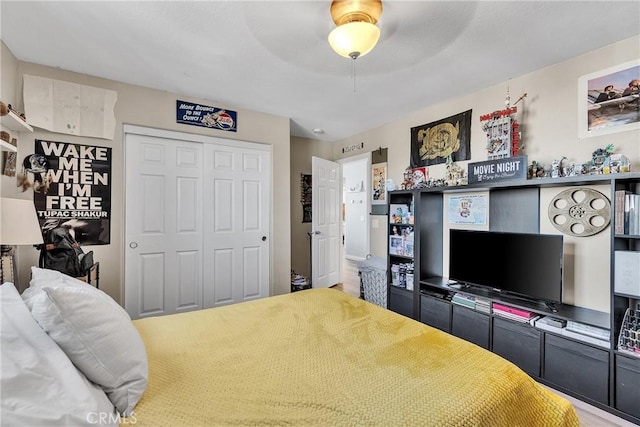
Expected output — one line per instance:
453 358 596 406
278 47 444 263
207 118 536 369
578 59 640 139
372 162 387 205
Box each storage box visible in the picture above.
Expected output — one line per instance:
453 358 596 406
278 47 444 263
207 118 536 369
615 251 640 297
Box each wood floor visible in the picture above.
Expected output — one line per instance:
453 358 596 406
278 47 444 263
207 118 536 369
334 259 637 427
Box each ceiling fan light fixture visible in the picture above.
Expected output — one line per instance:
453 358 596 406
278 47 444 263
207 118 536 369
328 0 383 60
328 22 380 59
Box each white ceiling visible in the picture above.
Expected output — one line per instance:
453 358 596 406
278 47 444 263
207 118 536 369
1 1 639 142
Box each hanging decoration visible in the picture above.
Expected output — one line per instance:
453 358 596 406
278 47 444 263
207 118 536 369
410 110 472 167
480 88 527 159
300 174 312 223
548 187 610 237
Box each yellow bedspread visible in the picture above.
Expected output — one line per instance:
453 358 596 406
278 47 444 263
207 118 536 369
128 288 579 426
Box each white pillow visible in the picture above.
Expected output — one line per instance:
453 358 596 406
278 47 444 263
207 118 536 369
25 269 148 416
22 267 84 310
1 282 117 426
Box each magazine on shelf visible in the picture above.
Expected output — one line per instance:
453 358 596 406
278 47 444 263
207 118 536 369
389 235 404 255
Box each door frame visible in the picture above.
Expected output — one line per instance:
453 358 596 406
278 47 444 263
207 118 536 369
122 125 273 307
338 152 372 264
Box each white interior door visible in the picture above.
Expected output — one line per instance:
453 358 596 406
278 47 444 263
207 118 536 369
125 127 271 319
203 143 270 307
125 133 203 319
312 156 341 288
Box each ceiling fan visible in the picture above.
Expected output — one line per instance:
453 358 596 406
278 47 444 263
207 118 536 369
327 0 383 60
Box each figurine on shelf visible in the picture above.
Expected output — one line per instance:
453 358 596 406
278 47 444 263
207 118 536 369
602 154 631 174
551 157 567 178
400 167 414 190
586 145 614 174
445 155 466 186
528 160 545 179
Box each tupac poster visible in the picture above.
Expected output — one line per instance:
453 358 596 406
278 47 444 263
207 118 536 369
22 139 112 245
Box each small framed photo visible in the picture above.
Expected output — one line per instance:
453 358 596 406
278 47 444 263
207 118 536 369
578 59 640 139
372 162 387 205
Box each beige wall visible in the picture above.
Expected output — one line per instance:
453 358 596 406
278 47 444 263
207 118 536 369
289 136 333 279
2 43 291 303
331 35 640 312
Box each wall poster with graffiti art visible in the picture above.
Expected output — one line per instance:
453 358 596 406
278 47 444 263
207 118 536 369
301 173 312 223
18 139 112 245
410 109 472 167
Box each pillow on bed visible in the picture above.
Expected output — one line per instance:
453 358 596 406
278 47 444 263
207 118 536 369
22 267 83 310
25 268 148 416
1 282 118 426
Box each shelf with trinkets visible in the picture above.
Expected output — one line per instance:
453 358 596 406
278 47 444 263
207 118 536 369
390 168 640 424
1 103 32 153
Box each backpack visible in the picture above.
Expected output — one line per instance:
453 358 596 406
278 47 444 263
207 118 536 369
38 227 93 277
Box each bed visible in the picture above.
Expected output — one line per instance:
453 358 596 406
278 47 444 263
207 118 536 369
131 288 578 426
0 270 579 427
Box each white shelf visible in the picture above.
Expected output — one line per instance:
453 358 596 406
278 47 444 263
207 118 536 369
0 110 33 132
0 140 17 152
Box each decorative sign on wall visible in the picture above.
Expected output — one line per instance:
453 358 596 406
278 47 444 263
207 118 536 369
301 174 312 223
410 109 472 167
25 140 112 245
467 156 527 184
548 187 610 237
176 100 237 132
342 142 364 154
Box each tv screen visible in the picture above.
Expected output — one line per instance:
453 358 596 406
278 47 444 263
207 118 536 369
449 229 563 304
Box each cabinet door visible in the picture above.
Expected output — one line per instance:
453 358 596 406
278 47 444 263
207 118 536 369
389 286 413 318
492 317 541 377
451 305 490 349
420 294 451 332
615 354 640 418
544 334 609 405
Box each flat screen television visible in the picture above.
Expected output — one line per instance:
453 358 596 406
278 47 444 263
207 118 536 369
448 229 563 305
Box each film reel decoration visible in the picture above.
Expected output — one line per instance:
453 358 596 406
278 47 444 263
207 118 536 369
548 187 610 237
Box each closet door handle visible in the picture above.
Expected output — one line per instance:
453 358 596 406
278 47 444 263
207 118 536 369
262 236 267 241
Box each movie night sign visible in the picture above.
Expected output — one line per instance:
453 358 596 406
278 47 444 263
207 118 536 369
467 156 527 184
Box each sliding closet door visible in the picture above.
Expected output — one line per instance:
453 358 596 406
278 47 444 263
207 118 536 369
125 127 271 319
202 143 270 307
125 134 204 319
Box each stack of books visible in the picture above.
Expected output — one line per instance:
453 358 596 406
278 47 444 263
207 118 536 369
492 303 538 323
561 320 610 348
475 297 491 314
615 190 640 235
451 293 475 309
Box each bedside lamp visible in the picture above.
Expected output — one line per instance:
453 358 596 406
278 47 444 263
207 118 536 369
0 198 43 286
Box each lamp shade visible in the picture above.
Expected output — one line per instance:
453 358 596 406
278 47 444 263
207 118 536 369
328 21 380 59
0 198 43 245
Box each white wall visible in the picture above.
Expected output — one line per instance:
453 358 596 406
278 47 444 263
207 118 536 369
342 156 369 260
2 42 292 303
331 35 640 312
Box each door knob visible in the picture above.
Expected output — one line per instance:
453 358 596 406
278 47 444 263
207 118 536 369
129 242 138 249
262 236 267 241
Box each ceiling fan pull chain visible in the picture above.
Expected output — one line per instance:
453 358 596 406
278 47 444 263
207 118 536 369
352 58 357 93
